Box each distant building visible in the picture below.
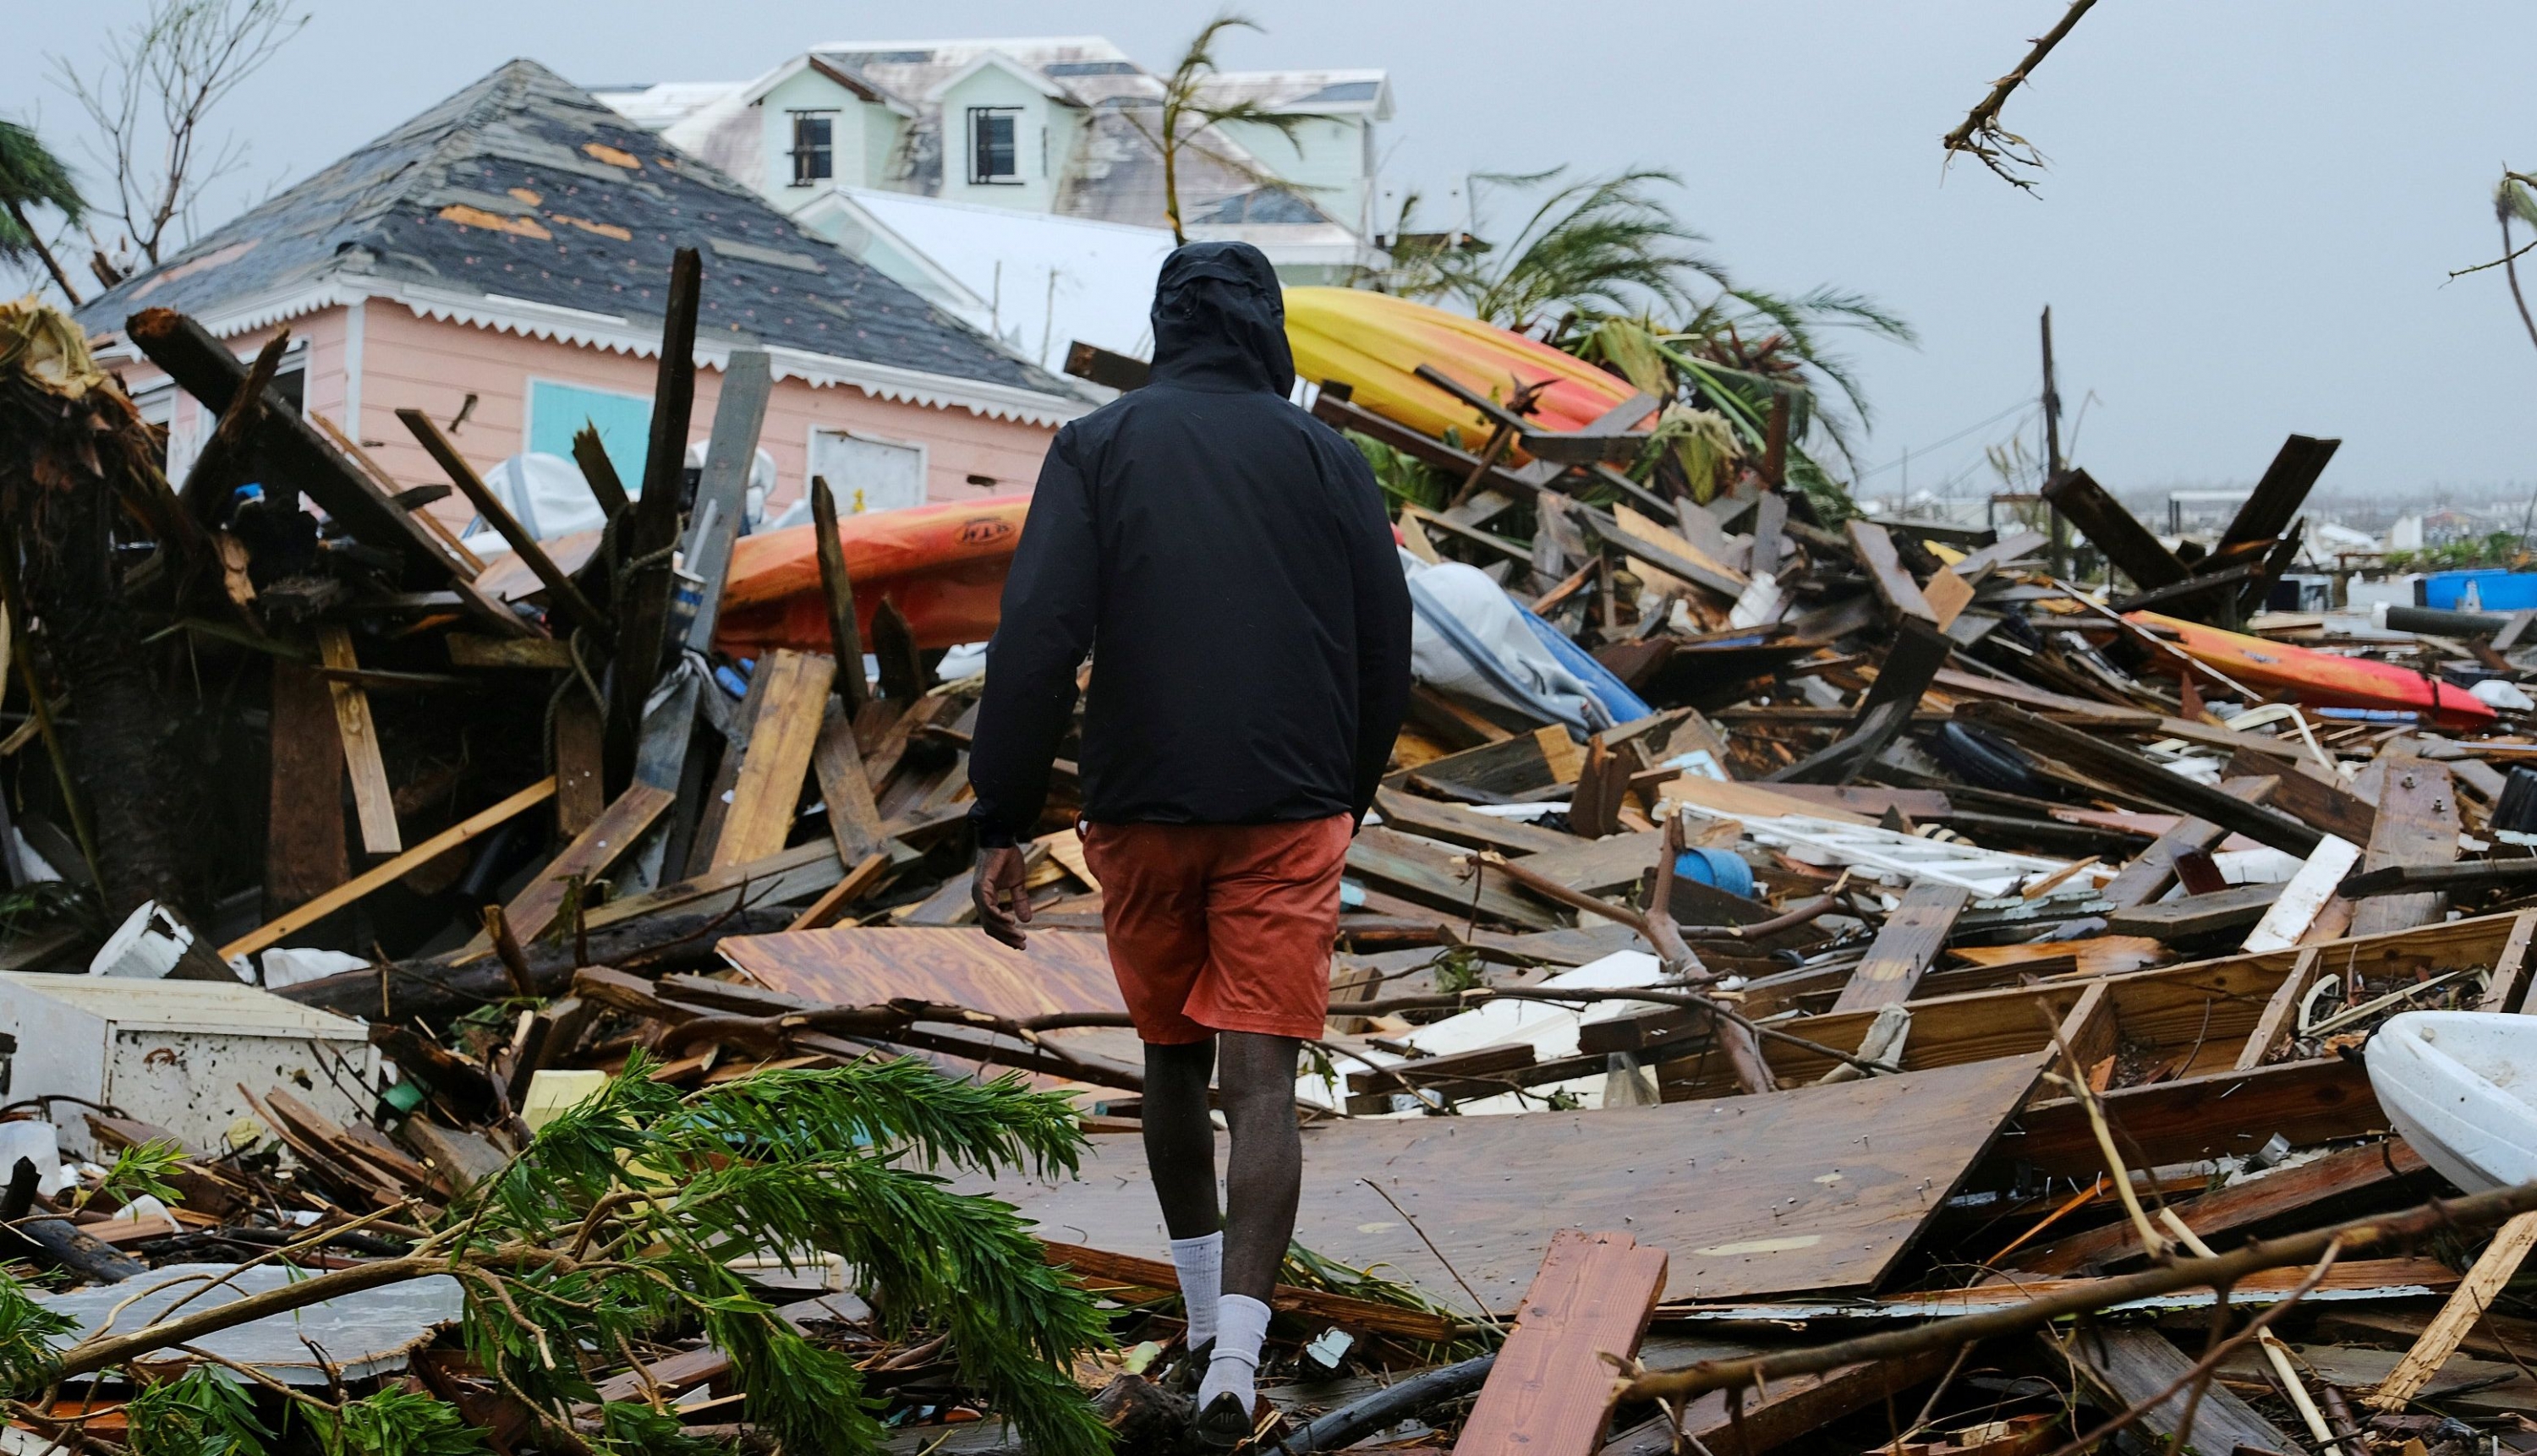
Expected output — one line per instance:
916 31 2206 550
77 59 1088 528
595 36 1392 284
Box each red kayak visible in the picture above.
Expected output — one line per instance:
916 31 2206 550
2128 611 2497 730
713 495 1028 658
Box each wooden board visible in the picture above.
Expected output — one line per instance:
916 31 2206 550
2041 469 2189 591
1349 825 1563 929
2105 882 2280 939
1829 882 1969 1014
973 1054 2046 1313
1453 1231 1668 1456
2348 759 2460 939
709 649 836 870
471 785 674 954
2067 1327 2301 1456
2222 748 2374 844
1502 829 1668 895
314 626 401 855
810 698 885 862
720 925 1125 1019
1374 788 1581 857
553 692 605 837
1409 725 1581 799
1846 520 1938 623
265 660 348 916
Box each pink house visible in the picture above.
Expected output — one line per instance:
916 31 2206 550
79 59 1090 532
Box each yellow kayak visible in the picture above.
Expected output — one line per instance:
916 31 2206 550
1285 288 1639 458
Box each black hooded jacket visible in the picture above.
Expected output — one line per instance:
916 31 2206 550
967 241 1414 846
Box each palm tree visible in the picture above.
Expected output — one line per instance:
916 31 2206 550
1125 14 1328 244
1365 168 1728 336
0 120 86 305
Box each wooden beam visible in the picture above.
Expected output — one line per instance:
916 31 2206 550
1453 1230 1668 1456
567 422 632 521
2041 468 2190 591
808 477 869 718
2066 1327 2303 1456
2105 882 2282 939
605 246 704 790
313 627 401 856
468 784 673 955
2222 748 2375 844
553 691 605 836
397 408 613 645
784 851 894 933
221 778 558 961
2220 435 2340 554
709 649 835 870
1958 703 2322 856
2097 777 2273 908
2369 1210 2537 1409
2010 1137 2430 1276
1829 882 1969 1014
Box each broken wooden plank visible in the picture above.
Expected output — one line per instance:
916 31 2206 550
2106 883 2282 939
2235 949 2321 1070
398 408 611 643
468 785 674 956
1846 520 1939 624
2348 759 2460 939
1350 826 1564 930
2095 780 2271 910
2241 835 2361 954
1373 787 1579 856
553 690 605 837
2219 435 2341 556
709 649 835 870
811 696 886 862
2370 1209 2537 1409
265 660 348 917
2067 1326 2301 1456
2010 1137 2429 1276
1829 882 1970 1014
313 626 401 856
1599 1352 1956 1456
2223 748 2375 844
2479 909 2537 1014
221 778 558 961
2041 468 2190 591
1452 1230 1669 1456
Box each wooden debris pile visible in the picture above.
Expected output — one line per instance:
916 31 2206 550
7 274 2537 1453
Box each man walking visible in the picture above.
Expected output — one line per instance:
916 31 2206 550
967 240 1412 1447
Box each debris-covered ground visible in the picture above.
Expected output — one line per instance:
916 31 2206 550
5 269 2537 1456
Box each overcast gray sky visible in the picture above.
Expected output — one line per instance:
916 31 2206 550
8 2 2533 502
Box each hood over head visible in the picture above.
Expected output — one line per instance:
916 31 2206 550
1146 240 1293 396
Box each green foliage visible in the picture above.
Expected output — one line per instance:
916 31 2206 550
0 119 85 263
2383 531 2527 574
593 1401 734 1453
0 1271 74 1392
302 1388 489 1456
1129 13 1334 244
450 1054 1109 1456
1429 946 1486 996
90 1137 188 1209
126 1368 271 1456
1348 431 1454 512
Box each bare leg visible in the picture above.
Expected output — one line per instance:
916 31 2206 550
1215 1031 1302 1300
1142 1038 1220 1240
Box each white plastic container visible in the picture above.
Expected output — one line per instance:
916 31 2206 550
2365 1010 2537 1193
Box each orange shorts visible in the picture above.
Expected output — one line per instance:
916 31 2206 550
1081 815 1351 1044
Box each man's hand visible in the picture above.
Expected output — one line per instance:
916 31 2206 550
973 845 1033 949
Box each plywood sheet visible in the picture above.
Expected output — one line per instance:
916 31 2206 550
720 925 1123 1019
973 1053 2045 1314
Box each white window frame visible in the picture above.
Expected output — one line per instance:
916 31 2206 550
967 106 1023 185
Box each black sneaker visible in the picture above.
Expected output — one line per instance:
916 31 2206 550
1164 1339 1214 1396
1194 1390 1252 1451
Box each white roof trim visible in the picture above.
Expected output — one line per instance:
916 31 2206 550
923 51 1073 104
96 273 1088 428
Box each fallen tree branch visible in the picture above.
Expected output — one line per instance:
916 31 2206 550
1615 1178 2537 1407
1940 0 2101 190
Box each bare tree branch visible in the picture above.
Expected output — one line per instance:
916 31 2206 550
48 0 307 270
1940 0 2101 192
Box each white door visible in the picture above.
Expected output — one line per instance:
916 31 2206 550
808 430 927 515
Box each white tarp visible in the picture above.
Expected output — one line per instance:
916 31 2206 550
1401 554 1611 732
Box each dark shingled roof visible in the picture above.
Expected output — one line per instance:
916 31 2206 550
79 58 1081 403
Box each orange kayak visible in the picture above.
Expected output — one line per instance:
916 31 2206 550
1284 287 1639 459
714 495 1028 658
2127 611 2496 729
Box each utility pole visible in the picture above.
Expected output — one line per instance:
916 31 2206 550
2041 306 2069 577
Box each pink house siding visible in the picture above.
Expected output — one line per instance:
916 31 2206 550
121 301 1062 532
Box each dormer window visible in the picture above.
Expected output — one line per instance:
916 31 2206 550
789 111 836 186
967 107 1022 183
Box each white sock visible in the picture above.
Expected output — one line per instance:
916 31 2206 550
1198 1293 1270 1415
1170 1232 1224 1348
